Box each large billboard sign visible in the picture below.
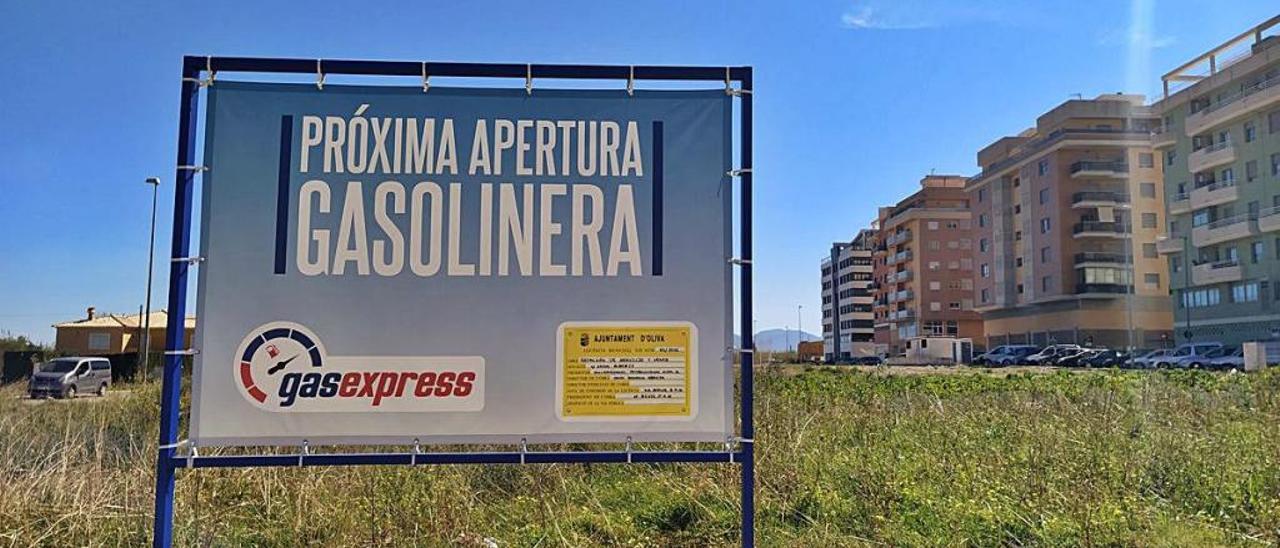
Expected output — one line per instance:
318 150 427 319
191 83 733 446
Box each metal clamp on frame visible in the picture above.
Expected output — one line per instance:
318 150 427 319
728 257 752 266
519 437 529 465
185 445 199 470
164 349 199 357
525 64 533 95
316 60 325 90
182 56 215 87
411 438 422 466
625 436 634 463
177 165 208 173
726 168 752 177
171 256 205 265
298 440 310 467
627 66 635 96
724 67 751 96
421 62 430 93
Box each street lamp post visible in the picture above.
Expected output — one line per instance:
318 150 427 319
141 176 161 381
797 304 803 358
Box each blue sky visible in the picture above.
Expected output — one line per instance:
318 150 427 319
0 0 1276 342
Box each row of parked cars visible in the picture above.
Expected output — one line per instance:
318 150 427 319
972 342 1243 370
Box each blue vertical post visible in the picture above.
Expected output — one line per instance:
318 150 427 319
153 60 201 548
737 67 755 548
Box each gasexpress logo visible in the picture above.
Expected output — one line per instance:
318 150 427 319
235 322 484 412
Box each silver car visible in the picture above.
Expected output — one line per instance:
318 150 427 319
28 357 112 399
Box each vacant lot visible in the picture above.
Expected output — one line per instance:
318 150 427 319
2 367 1279 546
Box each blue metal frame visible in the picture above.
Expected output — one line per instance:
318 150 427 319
154 56 753 547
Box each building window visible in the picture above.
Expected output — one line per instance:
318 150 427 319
947 302 960 311
981 288 990 303
1166 149 1177 166
1252 240 1265 263
1270 110 1280 134
1142 243 1157 258
980 264 990 278
88 333 110 350
946 221 960 230
928 221 939 230
1041 276 1052 292
1038 160 1048 176
979 214 988 228
979 238 989 253
1014 231 1022 241
1181 288 1221 308
978 188 986 202
1141 213 1157 229
1041 246 1051 263
1014 204 1022 215
1247 160 1258 182
1015 257 1023 268
1232 282 1260 303
1222 167 1235 183
928 240 941 250
1017 284 1024 294
929 281 941 291
928 261 940 270
1245 120 1257 142
1140 182 1156 198
1040 218 1051 233
930 302 941 311
1014 177 1021 188
1039 188 1050 204
1271 153 1280 176
1139 153 1154 168
1144 273 1160 288
1171 257 1181 273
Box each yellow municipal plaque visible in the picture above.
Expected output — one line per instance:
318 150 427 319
559 323 693 419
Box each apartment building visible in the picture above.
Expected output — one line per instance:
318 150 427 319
872 175 982 354
966 95 1174 349
1153 16 1280 345
821 228 877 362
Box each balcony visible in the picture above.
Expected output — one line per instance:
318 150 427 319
885 230 913 246
892 250 913 264
1069 160 1128 179
1155 236 1185 255
889 309 916 322
1073 252 1131 267
1191 214 1258 247
1151 127 1176 149
1076 283 1132 295
1189 179 1237 210
1258 206 1280 234
889 270 913 283
1168 193 1192 215
1191 259 1243 286
1071 191 1130 209
1184 71 1280 136
887 289 914 303
1187 141 1236 174
1072 221 1130 239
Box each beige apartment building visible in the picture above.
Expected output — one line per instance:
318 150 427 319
966 94 1173 349
872 175 983 354
1152 15 1280 345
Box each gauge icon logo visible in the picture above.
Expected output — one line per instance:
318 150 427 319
235 321 326 405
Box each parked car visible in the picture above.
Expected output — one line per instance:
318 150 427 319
1128 348 1172 369
1160 342 1226 369
1055 349 1103 367
850 356 884 365
1207 346 1244 370
1025 344 1083 365
1085 350 1130 368
972 345 1040 366
28 357 111 399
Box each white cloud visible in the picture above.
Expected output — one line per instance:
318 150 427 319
840 1 1016 31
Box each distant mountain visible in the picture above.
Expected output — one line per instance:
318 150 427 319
734 329 820 351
